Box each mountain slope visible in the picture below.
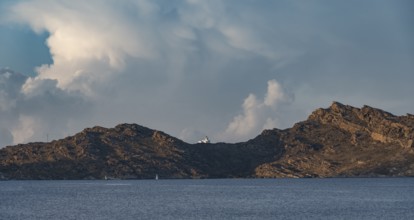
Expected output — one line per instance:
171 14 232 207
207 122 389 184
254 102 414 177
0 124 193 179
1 102 413 180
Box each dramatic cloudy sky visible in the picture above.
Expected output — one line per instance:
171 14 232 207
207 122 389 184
0 0 413 147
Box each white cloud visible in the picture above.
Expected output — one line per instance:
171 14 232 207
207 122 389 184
1 0 294 146
10 0 161 94
10 0 287 93
264 80 287 107
221 79 292 142
11 115 39 144
1 0 412 147
0 68 92 146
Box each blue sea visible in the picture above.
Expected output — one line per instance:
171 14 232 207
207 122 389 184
1 178 414 219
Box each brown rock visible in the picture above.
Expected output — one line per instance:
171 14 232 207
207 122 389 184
1 102 413 180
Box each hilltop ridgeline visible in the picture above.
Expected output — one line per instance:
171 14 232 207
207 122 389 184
1 102 413 180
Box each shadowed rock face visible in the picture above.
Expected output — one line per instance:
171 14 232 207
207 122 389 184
1 102 414 180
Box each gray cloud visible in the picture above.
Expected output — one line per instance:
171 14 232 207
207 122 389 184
0 69 91 146
0 0 412 146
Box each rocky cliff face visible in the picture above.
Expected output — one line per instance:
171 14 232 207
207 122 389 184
309 102 414 148
254 102 414 177
1 102 413 180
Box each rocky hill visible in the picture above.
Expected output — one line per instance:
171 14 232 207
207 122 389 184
255 102 414 177
1 102 413 180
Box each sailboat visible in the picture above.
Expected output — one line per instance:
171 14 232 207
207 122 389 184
155 174 159 180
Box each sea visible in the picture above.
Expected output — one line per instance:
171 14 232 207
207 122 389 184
1 178 414 220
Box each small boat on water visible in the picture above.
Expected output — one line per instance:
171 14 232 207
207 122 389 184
155 174 159 180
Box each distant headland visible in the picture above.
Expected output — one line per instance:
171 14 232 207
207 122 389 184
1 102 413 180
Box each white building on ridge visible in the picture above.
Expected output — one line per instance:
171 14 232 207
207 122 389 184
198 136 210 144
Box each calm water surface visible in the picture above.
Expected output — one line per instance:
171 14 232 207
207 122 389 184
1 178 414 219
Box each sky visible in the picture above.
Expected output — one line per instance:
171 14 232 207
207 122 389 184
0 0 413 147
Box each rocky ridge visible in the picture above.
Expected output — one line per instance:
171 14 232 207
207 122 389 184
1 102 413 179
255 102 414 177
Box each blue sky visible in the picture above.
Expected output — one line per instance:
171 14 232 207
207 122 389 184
0 0 413 147
0 26 51 75
0 0 51 74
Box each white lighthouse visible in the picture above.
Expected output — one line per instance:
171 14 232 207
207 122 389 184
197 136 210 144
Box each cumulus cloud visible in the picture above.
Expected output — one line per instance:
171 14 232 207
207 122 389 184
9 0 160 94
2 0 295 146
221 79 292 142
8 0 294 94
1 0 412 147
0 69 91 146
